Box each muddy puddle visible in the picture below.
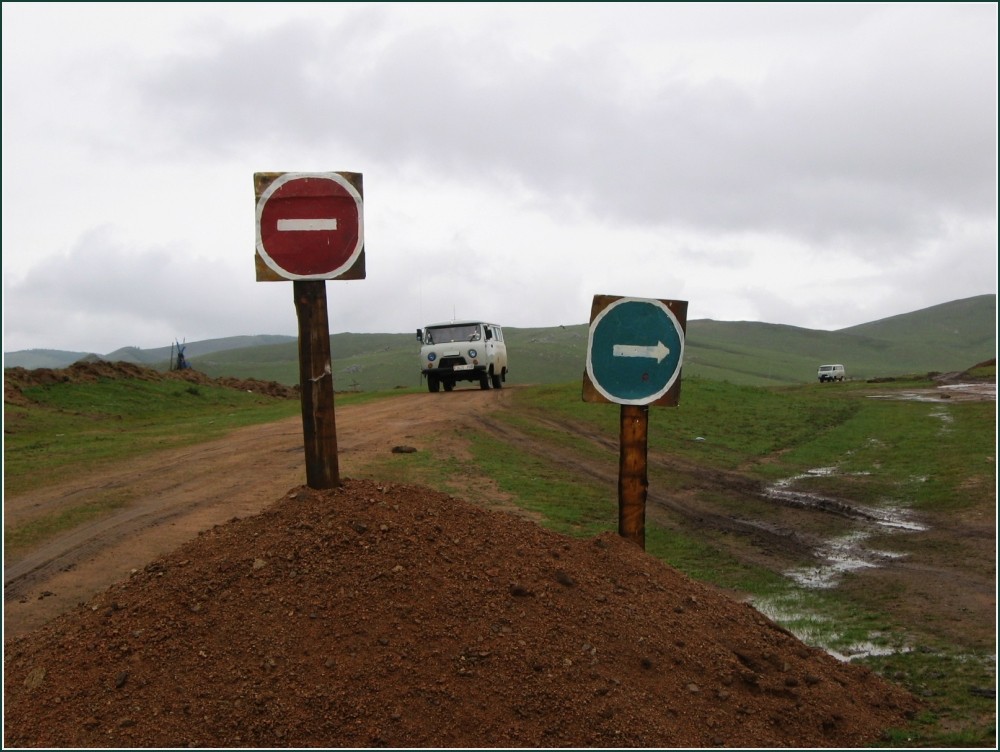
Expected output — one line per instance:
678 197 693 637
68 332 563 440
867 382 996 402
752 591 914 663
753 463 927 661
763 472 924 591
783 529 909 589
763 468 926 532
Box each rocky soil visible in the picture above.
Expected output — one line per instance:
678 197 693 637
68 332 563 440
4 478 919 748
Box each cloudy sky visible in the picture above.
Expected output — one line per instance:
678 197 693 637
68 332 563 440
2 3 997 355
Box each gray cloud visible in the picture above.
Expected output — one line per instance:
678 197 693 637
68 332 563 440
130 5 995 254
3 228 297 353
2 3 995 354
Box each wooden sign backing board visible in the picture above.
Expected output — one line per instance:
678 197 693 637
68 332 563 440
254 171 365 281
582 294 688 407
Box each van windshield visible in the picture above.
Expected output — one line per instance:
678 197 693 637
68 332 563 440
424 325 481 345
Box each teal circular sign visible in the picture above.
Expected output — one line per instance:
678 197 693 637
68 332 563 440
586 298 684 405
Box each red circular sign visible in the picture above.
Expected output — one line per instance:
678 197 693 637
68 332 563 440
256 173 363 279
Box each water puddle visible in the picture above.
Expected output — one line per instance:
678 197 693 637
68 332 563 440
939 382 996 399
752 592 913 662
719 455 944 660
785 530 907 589
825 641 913 662
867 382 996 402
753 462 928 661
929 406 954 433
762 471 925 531
762 465 926 588
868 392 946 403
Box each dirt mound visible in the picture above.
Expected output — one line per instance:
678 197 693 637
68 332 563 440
929 358 997 385
962 358 997 379
167 369 300 400
4 361 299 402
3 479 918 748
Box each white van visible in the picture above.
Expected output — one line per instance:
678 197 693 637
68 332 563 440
817 364 846 382
417 321 508 392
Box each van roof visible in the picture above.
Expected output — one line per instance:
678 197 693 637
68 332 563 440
425 321 499 328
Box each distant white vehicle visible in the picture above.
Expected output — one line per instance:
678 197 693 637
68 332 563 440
817 364 846 382
417 321 508 392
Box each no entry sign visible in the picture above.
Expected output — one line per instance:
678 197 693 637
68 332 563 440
254 172 365 281
252 169 366 490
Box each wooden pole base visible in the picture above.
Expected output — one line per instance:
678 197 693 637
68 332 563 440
293 280 340 489
618 404 649 549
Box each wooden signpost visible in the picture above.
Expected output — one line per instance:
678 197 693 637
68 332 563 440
254 171 365 489
583 295 688 549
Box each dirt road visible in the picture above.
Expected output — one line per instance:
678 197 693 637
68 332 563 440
4 388 510 638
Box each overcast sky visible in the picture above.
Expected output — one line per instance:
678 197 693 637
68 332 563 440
2 2 997 355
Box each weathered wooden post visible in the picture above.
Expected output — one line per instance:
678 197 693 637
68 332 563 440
254 171 365 489
293 280 340 488
618 404 649 547
583 295 687 549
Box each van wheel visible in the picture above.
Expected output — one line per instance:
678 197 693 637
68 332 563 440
444 381 454 392
479 375 491 390
428 376 440 393
491 369 502 389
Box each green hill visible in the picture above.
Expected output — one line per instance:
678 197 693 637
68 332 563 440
4 295 995 390
2 348 91 370
103 335 297 365
684 295 996 385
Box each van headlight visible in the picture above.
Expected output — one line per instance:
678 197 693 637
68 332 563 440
427 352 437 362
468 349 478 358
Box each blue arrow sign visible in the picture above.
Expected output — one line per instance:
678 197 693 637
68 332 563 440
586 297 685 405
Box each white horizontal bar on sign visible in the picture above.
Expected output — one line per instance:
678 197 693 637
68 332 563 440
277 218 338 232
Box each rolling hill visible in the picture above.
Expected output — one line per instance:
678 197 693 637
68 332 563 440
4 295 995 390
5 335 297 371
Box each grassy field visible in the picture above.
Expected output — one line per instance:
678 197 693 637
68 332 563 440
179 305 998 390
3 373 996 746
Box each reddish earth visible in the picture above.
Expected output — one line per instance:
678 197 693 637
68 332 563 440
5 477 918 748
4 363 992 747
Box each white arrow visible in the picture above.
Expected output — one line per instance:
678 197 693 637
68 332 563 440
613 341 671 363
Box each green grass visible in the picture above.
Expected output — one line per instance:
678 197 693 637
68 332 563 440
515 377 864 472
967 363 996 379
352 439 471 497
511 377 997 506
870 648 997 747
752 585 913 657
644 526 789 596
466 431 616 538
775 390 997 513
